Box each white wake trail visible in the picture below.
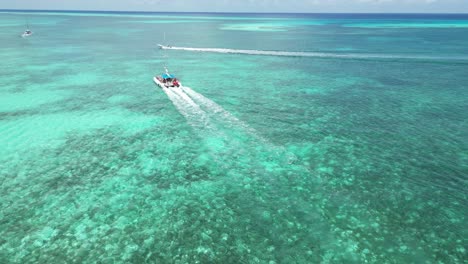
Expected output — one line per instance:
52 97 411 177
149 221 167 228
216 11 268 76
181 86 299 164
164 86 253 167
162 83 299 166
160 45 468 62
162 45 351 58
171 87 200 110
162 87 211 130
181 86 269 145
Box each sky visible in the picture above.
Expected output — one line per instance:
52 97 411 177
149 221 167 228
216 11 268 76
1 0 468 13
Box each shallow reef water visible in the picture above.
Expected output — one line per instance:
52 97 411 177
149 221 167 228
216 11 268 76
0 11 467 263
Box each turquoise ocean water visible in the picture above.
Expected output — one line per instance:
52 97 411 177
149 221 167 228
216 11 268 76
0 11 467 263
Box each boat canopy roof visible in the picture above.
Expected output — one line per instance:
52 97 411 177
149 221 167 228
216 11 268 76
162 73 175 79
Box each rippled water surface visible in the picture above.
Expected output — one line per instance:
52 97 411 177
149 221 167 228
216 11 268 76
0 11 467 263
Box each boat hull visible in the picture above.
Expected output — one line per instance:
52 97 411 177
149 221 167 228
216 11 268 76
153 77 163 88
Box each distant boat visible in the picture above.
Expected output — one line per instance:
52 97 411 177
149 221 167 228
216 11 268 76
21 21 33 38
21 29 33 38
158 44 173 49
154 67 181 88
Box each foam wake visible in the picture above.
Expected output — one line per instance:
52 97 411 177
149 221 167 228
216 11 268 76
161 86 211 130
180 86 299 164
181 86 270 145
160 45 468 62
160 80 300 167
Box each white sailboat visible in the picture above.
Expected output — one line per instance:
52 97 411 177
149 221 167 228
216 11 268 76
21 20 33 38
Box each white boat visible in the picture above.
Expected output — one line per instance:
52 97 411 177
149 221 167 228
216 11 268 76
153 68 181 88
158 44 172 49
21 20 33 38
21 29 33 38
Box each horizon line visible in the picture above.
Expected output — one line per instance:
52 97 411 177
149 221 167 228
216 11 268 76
1 9 468 15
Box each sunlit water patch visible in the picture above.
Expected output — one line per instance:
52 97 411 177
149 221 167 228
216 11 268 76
220 23 291 32
344 21 468 28
220 20 326 31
